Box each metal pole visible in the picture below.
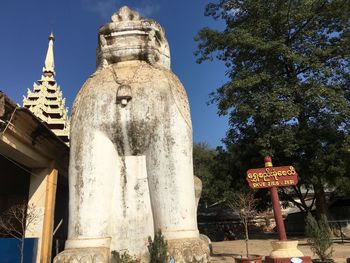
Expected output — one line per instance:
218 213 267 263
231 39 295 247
264 156 287 241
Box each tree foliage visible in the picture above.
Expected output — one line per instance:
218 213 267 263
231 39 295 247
305 213 334 261
193 142 248 204
193 142 217 202
196 0 350 216
148 229 168 263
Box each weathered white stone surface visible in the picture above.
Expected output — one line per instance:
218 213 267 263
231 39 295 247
109 156 154 258
54 6 209 263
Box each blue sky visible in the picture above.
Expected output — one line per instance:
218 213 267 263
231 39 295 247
0 0 228 147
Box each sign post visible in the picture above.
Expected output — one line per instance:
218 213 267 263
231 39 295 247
246 156 310 262
246 156 298 241
265 156 287 241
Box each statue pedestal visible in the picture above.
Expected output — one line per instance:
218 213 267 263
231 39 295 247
167 237 210 263
54 247 110 263
265 240 312 263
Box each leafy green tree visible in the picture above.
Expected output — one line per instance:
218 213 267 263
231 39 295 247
305 213 334 261
193 142 244 204
193 143 270 208
193 142 218 203
196 0 350 217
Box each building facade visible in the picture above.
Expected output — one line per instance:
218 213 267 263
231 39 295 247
0 91 69 262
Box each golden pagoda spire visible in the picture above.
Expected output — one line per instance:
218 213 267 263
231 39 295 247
23 32 70 144
43 32 55 77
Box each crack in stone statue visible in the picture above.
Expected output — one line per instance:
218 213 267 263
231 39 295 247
54 6 209 263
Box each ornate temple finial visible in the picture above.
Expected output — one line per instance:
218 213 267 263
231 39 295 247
49 32 55 41
97 6 170 70
43 32 55 76
111 6 141 22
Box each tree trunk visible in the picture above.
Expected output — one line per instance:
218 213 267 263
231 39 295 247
313 183 328 219
244 217 249 258
20 237 24 263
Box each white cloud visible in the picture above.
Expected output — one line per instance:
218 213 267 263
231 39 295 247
81 0 121 20
134 2 160 18
81 0 160 20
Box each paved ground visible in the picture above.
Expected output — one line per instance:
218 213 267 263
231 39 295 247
210 239 350 263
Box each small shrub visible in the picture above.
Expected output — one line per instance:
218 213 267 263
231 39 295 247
111 251 140 263
305 213 334 261
148 229 168 263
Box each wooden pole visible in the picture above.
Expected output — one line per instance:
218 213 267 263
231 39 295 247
264 156 287 241
41 163 58 263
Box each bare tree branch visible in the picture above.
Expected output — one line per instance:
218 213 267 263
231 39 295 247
0 201 40 263
227 191 257 258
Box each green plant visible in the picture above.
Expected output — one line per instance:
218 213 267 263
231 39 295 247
148 229 168 263
111 251 140 263
305 213 334 261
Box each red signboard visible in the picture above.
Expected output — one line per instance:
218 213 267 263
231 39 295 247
246 166 298 189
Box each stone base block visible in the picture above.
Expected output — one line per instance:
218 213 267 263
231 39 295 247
167 237 210 263
53 247 110 263
270 241 304 258
199 234 212 255
265 256 312 263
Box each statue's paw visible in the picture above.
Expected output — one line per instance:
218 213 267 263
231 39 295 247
53 248 109 263
167 237 210 263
